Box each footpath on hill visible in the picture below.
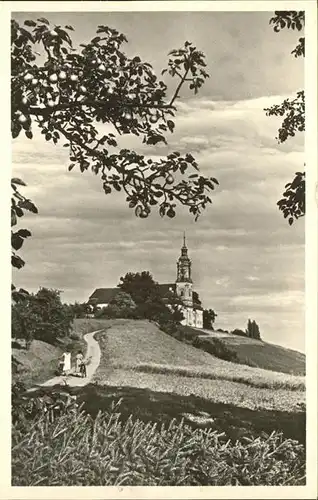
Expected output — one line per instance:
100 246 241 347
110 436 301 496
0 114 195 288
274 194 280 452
28 330 102 391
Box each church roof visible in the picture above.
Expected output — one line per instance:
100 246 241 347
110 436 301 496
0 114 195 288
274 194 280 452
88 283 203 309
88 287 119 303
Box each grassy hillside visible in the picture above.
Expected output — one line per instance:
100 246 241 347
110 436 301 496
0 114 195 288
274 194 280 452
221 336 305 375
12 340 62 388
11 318 102 389
189 327 305 375
92 319 305 413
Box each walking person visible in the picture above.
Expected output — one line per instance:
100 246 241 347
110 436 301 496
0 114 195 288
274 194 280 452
60 347 71 375
80 359 87 378
75 351 84 375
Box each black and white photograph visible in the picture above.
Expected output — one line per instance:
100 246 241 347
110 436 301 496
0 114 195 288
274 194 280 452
5 0 317 496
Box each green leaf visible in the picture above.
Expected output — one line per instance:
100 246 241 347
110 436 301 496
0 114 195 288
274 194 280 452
11 178 27 187
11 210 17 227
11 233 24 251
167 120 174 133
37 17 49 25
17 229 32 238
12 123 22 139
24 20 37 27
19 200 38 214
15 207 24 217
25 130 33 140
11 255 25 269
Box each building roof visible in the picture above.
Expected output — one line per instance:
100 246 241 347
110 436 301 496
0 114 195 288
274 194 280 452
88 287 120 303
88 283 203 309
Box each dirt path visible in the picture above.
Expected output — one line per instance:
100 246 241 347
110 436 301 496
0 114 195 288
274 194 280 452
29 330 102 391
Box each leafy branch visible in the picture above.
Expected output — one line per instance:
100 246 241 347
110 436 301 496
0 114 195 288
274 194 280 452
264 11 305 225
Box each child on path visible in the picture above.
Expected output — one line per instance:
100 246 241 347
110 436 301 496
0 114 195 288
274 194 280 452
75 351 84 374
80 359 87 378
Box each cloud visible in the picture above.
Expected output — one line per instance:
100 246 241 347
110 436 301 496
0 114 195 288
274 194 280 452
12 75 304 351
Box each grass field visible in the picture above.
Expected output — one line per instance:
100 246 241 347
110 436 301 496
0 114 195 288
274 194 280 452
91 319 305 412
12 340 62 389
185 327 305 375
220 337 305 375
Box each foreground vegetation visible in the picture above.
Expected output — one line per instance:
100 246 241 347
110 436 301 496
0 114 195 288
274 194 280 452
12 395 305 486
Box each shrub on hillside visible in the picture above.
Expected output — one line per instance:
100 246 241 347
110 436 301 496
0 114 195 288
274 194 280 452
231 328 247 338
95 305 141 320
193 337 239 363
12 398 306 486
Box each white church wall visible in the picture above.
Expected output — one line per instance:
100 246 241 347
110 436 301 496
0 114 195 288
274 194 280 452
194 309 203 328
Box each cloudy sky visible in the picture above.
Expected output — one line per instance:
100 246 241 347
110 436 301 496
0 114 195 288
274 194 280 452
12 10 305 352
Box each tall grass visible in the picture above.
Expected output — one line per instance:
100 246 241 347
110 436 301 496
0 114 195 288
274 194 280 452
12 400 305 486
113 362 305 391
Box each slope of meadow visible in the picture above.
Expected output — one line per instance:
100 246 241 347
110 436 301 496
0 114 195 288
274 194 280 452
191 327 305 375
218 336 305 375
91 319 305 412
12 340 62 388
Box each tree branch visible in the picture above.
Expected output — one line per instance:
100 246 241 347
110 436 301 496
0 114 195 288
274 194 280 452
28 100 176 117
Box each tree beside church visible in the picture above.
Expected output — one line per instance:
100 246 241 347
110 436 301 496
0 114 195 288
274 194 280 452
88 234 203 328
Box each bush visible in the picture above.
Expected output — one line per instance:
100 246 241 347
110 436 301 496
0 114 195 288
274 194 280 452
68 330 81 341
12 400 306 486
193 338 239 363
95 306 141 319
231 328 247 338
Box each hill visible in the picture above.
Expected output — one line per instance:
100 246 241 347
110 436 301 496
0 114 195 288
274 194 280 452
12 340 62 388
192 328 305 375
221 336 305 375
90 319 305 413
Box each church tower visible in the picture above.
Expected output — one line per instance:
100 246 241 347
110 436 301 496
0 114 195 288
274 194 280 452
175 233 193 307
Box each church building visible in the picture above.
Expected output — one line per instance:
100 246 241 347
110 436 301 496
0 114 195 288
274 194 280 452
159 234 203 328
88 234 203 329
